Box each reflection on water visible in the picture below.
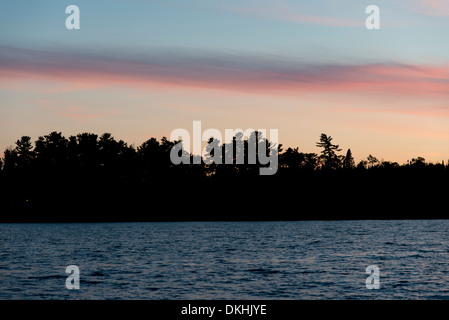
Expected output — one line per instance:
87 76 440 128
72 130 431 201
1 220 449 299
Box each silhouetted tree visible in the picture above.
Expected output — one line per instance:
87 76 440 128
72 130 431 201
380 161 399 169
138 136 178 172
367 154 379 168
76 133 98 168
302 153 319 170
357 160 368 170
99 133 119 165
34 132 69 167
316 133 342 169
280 147 305 169
202 131 279 176
342 149 355 169
410 157 426 168
2 147 18 173
15 136 34 169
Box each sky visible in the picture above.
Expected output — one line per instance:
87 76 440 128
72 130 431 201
1 0 449 163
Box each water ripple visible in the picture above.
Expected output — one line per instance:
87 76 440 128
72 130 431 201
1 220 449 299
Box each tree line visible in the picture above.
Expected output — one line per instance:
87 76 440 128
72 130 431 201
0 131 447 221
1 131 445 174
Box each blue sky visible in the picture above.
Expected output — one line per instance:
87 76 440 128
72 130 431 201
1 0 447 61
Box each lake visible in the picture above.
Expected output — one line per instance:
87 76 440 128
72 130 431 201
1 220 449 299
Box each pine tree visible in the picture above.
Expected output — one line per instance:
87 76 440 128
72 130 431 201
342 149 355 169
316 133 342 169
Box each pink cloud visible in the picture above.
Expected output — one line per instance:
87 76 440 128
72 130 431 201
2 46 449 98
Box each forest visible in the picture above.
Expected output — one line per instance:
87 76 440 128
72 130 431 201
0 131 447 222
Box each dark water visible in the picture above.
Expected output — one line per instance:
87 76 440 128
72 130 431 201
1 220 449 300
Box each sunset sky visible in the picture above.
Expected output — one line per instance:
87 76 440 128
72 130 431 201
1 0 449 163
